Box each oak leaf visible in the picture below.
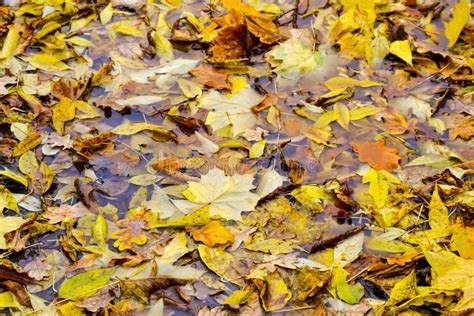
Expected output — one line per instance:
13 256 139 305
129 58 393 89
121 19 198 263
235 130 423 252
111 208 150 251
351 139 400 171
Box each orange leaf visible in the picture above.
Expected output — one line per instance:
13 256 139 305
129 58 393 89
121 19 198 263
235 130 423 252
351 139 400 171
191 221 235 247
190 64 231 90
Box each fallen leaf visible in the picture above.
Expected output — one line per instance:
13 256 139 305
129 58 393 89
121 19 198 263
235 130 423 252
190 64 231 90
444 0 471 48
351 139 400 171
175 168 258 221
191 221 235 247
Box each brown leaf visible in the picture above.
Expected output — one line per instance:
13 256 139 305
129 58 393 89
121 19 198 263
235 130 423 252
120 278 187 304
151 156 206 182
190 64 231 90
252 93 278 113
0 259 35 285
1 280 32 308
75 132 116 159
351 139 400 171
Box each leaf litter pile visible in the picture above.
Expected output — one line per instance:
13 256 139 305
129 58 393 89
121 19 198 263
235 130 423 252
0 0 473 314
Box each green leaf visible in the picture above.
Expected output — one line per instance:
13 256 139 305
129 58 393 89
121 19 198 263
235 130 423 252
58 268 116 300
429 185 450 229
444 0 471 48
331 266 364 304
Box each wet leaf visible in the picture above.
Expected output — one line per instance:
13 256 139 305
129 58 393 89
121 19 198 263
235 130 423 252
190 64 231 90
351 139 400 171
429 185 450 229
191 220 235 247
444 0 471 48
29 54 70 72
389 40 413 66
58 268 116 300
176 168 258 221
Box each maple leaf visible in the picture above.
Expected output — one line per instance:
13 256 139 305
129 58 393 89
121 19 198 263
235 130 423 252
351 139 400 171
190 64 231 90
200 87 264 137
267 29 324 80
173 168 258 221
111 208 150 251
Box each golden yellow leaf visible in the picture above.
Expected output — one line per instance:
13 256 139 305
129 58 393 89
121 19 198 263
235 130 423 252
0 27 20 59
324 77 383 91
29 54 70 72
191 221 235 247
52 97 76 135
444 0 471 48
429 185 450 230
389 40 412 66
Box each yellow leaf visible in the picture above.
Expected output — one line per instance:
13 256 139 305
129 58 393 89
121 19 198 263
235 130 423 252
0 27 20 59
92 213 108 251
35 21 62 39
249 140 265 158
259 271 292 312
0 216 27 248
70 14 96 32
100 2 114 24
389 40 412 66
19 151 39 176
366 24 390 68
64 36 96 48
362 168 389 210
0 186 19 213
385 270 417 306
349 107 385 120
149 206 211 228
0 169 28 187
29 54 70 72
334 103 350 130
178 168 258 221
429 185 449 229
13 129 41 157
111 22 144 37
324 77 383 91
192 221 235 247
444 0 471 48
52 97 76 134
111 122 176 141
154 31 174 61
73 100 101 119
314 110 340 128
